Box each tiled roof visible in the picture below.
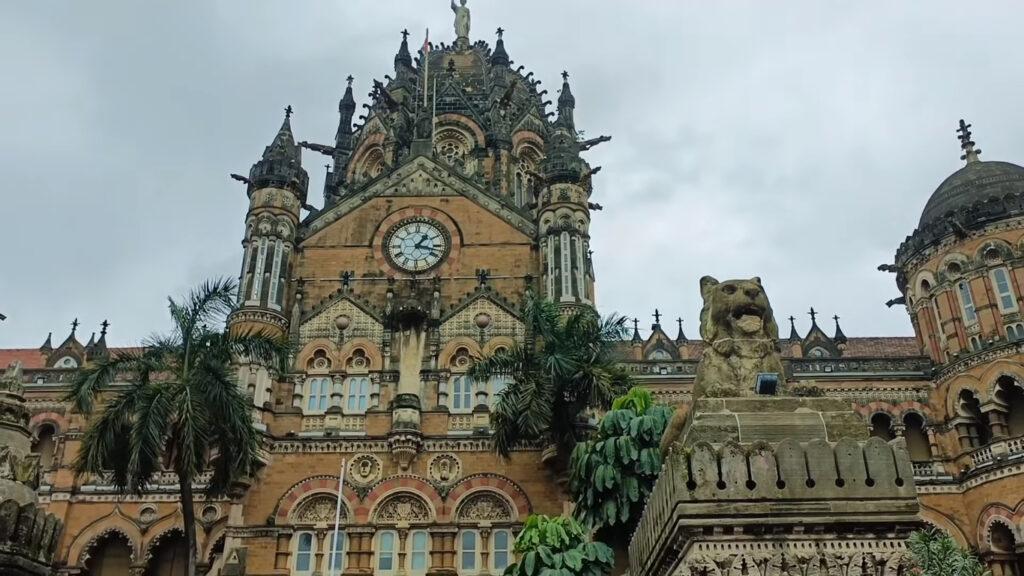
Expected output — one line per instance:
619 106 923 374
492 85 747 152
616 336 924 360
0 349 48 369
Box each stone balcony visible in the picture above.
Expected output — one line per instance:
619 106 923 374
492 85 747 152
968 434 1024 468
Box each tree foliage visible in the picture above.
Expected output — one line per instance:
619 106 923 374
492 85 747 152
569 387 673 535
907 529 990 576
470 296 631 458
67 278 291 576
503 514 614 576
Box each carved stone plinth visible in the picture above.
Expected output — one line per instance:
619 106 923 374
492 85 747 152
630 397 921 576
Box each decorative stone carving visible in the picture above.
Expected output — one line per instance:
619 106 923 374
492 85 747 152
455 492 512 523
428 453 461 485
293 494 347 524
372 493 431 524
138 505 157 524
201 505 219 523
348 454 382 486
0 447 40 489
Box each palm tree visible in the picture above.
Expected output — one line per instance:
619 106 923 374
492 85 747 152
67 278 291 576
470 295 632 461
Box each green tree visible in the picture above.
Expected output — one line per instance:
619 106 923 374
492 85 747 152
503 515 614 576
67 278 290 576
907 528 990 576
470 296 631 459
569 387 672 540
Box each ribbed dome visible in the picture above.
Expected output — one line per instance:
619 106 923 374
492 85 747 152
919 160 1024 228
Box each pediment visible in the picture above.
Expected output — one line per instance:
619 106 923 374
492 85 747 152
303 155 537 239
440 292 524 343
299 294 384 346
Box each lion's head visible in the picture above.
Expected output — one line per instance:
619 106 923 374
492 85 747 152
698 276 779 344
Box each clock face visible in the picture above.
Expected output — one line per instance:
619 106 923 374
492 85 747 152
384 218 451 273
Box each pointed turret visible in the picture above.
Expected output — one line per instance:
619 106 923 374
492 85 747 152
787 315 801 341
84 332 96 355
556 70 576 130
57 318 80 350
490 27 509 67
631 318 643 344
395 29 413 71
801 307 841 357
39 332 52 354
247 106 309 201
675 318 688 345
93 320 110 359
337 76 357 143
832 315 848 345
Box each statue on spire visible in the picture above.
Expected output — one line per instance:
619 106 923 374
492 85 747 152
451 0 470 44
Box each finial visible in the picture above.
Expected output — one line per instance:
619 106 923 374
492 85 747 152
284 105 293 119
652 309 662 326
346 75 354 87
832 314 840 323
71 318 79 335
631 317 642 344
561 70 569 82
956 119 981 163
808 307 818 325
100 320 109 336
496 27 504 38
833 314 848 344
787 315 801 341
675 317 687 344
633 317 639 331
401 28 410 41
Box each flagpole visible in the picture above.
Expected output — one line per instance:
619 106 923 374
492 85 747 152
431 77 438 146
329 457 346 576
422 28 430 107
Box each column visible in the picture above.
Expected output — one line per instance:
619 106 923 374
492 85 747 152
479 528 492 576
397 529 409 576
985 403 1010 438
427 528 458 576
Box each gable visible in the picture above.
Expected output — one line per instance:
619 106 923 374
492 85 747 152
303 156 537 241
440 295 524 342
299 296 384 346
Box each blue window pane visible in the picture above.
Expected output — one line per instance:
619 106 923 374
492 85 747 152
494 551 509 570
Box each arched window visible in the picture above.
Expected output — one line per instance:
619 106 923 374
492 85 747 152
959 390 991 447
345 377 370 413
492 529 512 572
647 349 672 361
376 530 397 574
489 375 511 407
991 267 1018 313
32 423 57 470
957 281 978 325
56 356 78 369
84 533 132 576
451 375 474 412
869 413 894 441
1007 324 1024 342
409 530 430 575
902 413 931 462
987 522 1023 576
294 532 317 575
306 377 332 413
146 531 188 576
996 379 1024 437
322 530 346 574
459 530 479 572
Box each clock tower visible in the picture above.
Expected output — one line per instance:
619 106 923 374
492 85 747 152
223 9 609 572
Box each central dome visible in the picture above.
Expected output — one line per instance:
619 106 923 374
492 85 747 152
918 160 1024 228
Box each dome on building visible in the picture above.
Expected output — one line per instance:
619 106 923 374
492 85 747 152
918 159 1024 228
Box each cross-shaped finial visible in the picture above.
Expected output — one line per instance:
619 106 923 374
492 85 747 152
632 318 639 331
561 70 569 82
346 75 354 87
476 268 490 286
401 29 410 41
71 318 79 333
832 314 840 323
808 307 817 324
788 315 795 325
496 27 504 38
956 118 981 163
677 317 684 329
284 105 293 119
652 309 662 325
100 320 109 335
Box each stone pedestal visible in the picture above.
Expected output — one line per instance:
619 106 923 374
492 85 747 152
0 363 62 576
630 397 921 576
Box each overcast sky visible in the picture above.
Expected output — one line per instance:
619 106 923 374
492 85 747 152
2 1 1024 348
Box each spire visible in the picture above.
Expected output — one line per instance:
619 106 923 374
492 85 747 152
248 106 309 198
832 314 848 345
84 332 96 355
490 27 509 66
957 119 982 164
556 70 576 129
675 318 688 344
651 308 662 330
788 315 801 340
395 29 413 70
39 332 53 353
631 318 642 344
808 307 819 329
337 76 357 140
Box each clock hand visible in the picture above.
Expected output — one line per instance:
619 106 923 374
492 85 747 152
413 234 430 250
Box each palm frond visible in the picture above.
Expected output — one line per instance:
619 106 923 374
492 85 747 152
126 381 176 494
65 349 162 414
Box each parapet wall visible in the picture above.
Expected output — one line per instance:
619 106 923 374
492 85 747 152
630 437 919 576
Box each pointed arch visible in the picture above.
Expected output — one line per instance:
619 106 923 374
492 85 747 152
272 475 361 526
68 507 142 567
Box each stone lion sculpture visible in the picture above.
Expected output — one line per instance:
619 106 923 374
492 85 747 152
661 276 785 454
